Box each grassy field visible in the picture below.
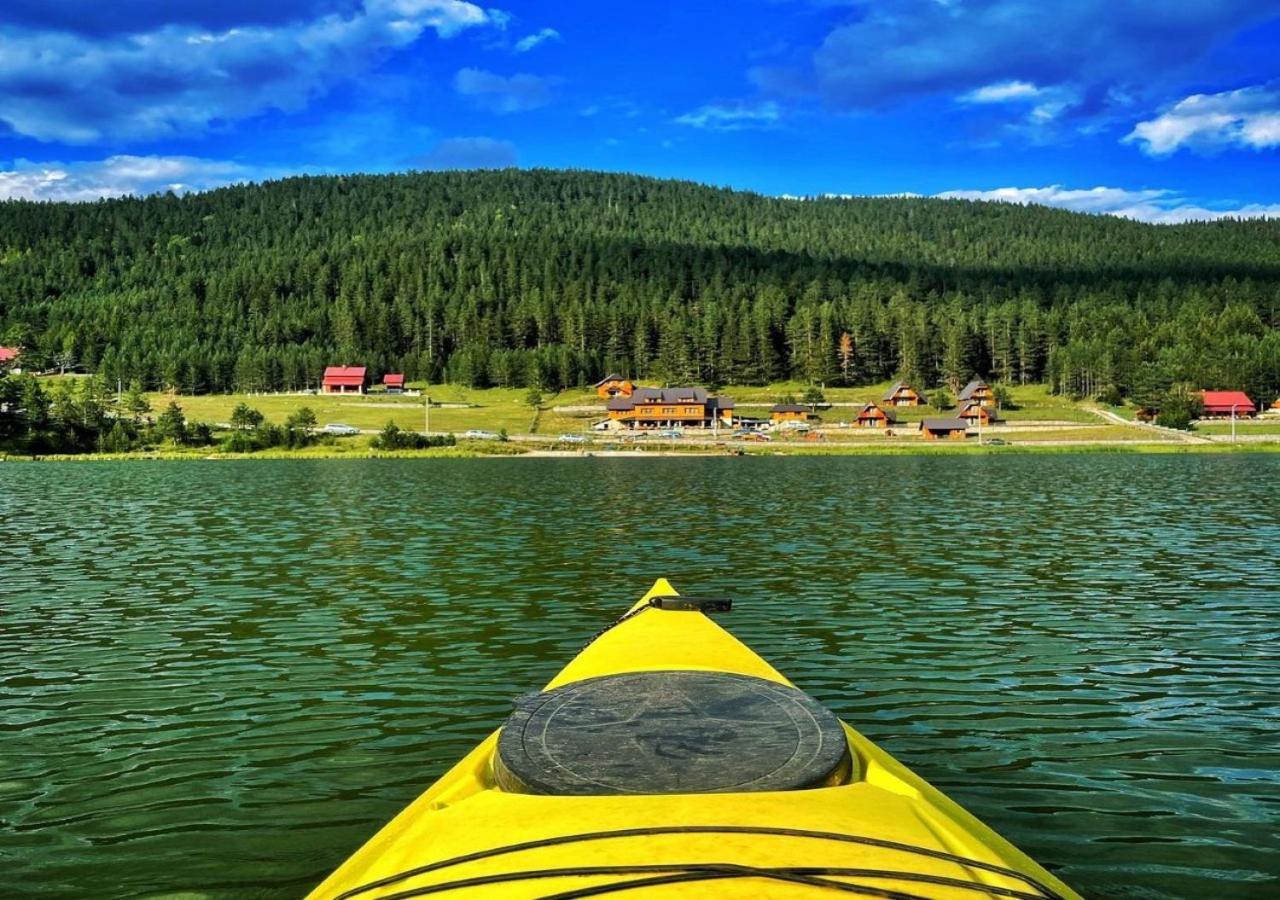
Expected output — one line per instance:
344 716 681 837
1195 419 1280 435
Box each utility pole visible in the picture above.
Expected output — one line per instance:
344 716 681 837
424 393 430 435
1231 404 1237 444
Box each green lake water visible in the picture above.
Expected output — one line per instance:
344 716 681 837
2 455 1277 898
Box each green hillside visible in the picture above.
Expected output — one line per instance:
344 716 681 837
1 169 1277 402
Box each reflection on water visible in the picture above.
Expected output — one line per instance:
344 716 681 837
2 455 1278 898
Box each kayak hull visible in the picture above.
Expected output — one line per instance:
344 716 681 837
308 579 1079 899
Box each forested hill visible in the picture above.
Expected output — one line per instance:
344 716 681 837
0 169 1277 401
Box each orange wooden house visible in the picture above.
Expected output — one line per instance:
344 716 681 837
770 403 811 424
594 374 635 399
855 402 898 429
957 401 1000 426
882 381 925 407
606 387 733 428
957 379 994 407
919 418 969 440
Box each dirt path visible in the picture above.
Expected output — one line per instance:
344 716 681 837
1087 407 1211 443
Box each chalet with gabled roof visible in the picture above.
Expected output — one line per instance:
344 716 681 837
595 374 634 399
882 381 925 407
383 373 406 393
855 402 897 429
957 401 1000 427
957 379 994 407
919 418 969 440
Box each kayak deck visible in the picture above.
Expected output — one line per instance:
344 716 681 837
309 580 1079 899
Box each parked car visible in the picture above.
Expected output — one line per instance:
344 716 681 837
985 438 1009 446
320 423 360 436
463 429 500 440
734 430 771 442
652 430 684 439
559 434 586 444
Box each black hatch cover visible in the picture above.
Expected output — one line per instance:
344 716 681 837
495 670 851 795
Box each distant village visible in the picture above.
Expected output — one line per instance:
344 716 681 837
3 347 1276 441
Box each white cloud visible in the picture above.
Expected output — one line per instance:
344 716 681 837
1125 84 1280 155
513 27 560 53
934 185 1280 224
0 155 270 202
961 80 1043 103
0 0 497 142
675 101 779 130
453 67 556 112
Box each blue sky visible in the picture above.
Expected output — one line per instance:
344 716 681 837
1 0 1278 222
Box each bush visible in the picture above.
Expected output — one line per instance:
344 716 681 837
1098 385 1124 407
371 421 457 450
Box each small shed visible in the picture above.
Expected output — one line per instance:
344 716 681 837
882 381 925 407
770 403 810 424
323 366 367 394
957 379 994 407
594 374 634 399
383 373 406 393
919 417 969 440
957 401 1000 426
855 402 897 428
1200 390 1256 418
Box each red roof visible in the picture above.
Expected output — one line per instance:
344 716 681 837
0 346 18 362
323 365 367 386
383 373 405 387
1201 390 1255 413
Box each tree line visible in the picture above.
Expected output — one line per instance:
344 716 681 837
0 169 1277 405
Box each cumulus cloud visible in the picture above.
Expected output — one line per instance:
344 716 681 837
513 27 560 53
675 101 780 130
798 0 1276 129
0 0 496 142
1125 84 1280 155
934 184 1280 224
453 68 556 112
0 155 268 202
417 136 517 169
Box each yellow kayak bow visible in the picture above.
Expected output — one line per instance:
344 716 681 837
309 579 1080 899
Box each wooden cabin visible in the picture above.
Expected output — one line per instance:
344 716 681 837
607 387 733 428
1272 397 1280 412
1200 390 1256 418
855 402 897 429
882 381 925 407
957 401 1000 427
594 374 635 399
957 379 994 407
770 403 811 424
322 366 367 394
919 418 969 440
383 373 406 394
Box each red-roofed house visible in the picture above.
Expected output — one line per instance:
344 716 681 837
323 366 367 394
1200 390 1256 418
383 373 406 393
0 346 19 369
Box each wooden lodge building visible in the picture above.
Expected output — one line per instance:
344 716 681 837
606 387 734 429
919 418 970 440
322 366 367 394
957 401 1000 427
958 379 994 407
1200 390 1256 418
383 373 406 393
595 374 635 399
883 381 925 407
855 402 898 429
770 404 811 424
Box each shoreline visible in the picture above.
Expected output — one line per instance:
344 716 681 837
6 441 1279 463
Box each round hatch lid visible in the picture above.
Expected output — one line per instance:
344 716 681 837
495 670 851 795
